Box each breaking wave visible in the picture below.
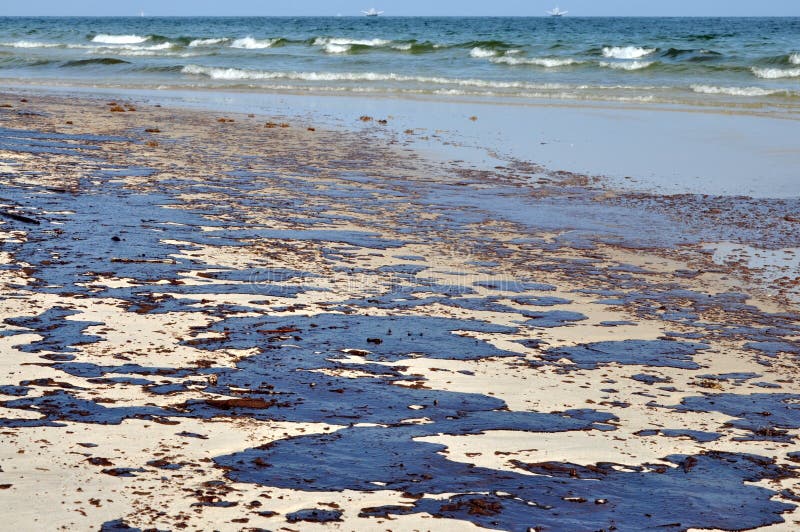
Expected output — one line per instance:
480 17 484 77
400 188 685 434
324 43 351 54
91 34 149 45
105 42 174 51
470 47 498 58
0 40 62 49
312 37 391 54
491 56 581 67
189 38 229 47
313 37 390 47
4 18 800 109
180 64 572 91
231 37 278 49
602 46 656 59
752 67 800 79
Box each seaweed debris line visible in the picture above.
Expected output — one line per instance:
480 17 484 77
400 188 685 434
0 93 798 531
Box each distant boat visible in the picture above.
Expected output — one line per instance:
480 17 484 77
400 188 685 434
362 8 384 17
547 6 568 16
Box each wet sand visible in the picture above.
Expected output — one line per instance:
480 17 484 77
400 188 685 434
8 83 799 199
0 92 799 531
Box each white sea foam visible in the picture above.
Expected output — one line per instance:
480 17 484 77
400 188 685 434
231 37 277 49
392 43 413 51
602 46 656 59
86 42 174 54
314 37 390 47
182 65 269 80
698 85 787 97
111 47 196 57
92 34 149 44
107 50 160 56
180 65 571 91
1 41 62 48
752 67 800 79
789 53 800 65
2 41 57 49
691 85 783 97
324 43 351 54
469 47 497 58
172 78 667 105
600 60 654 71
189 38 229 47
138 42 173 51
61 43 100 50
492 56 580 67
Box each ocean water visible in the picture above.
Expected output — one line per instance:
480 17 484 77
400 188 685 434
1 16 799 111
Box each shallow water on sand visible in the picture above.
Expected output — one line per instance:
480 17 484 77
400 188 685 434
6 83 799 199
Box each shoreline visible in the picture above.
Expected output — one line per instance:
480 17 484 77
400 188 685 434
1 90 799 530
4 81 800 199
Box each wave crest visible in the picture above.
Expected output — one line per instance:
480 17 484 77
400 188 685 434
492 56 580 67
189 38 229 47
180 65 571 91
0 41 62 49
91 34 149 45
62 57 131 67
231 37 277 49
313 37 390 47
324 43 350 54
469 47 497 58
602 46 656 59
752 67 800 79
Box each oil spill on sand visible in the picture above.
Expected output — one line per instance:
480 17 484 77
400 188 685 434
0 93 799 530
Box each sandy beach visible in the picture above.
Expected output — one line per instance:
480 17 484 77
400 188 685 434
1 90 799 531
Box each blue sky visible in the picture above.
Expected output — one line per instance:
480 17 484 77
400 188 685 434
4 1 800 17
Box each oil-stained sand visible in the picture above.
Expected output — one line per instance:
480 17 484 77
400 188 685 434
0 92 799 531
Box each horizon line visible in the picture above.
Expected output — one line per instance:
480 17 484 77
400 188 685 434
1 14 798 18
